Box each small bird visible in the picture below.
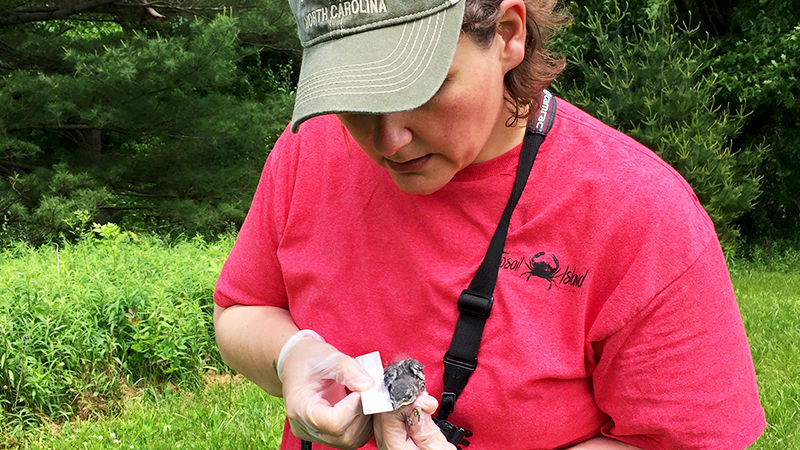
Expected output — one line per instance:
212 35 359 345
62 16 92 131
383 359 426 410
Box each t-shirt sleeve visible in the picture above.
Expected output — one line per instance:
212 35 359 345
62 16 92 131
213 124 299 309
591 237 766 448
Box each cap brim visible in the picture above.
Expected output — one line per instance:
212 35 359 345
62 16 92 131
290 0 466 132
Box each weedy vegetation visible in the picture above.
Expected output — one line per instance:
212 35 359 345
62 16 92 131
0 230 233 438
1 234 798 448
2 0 798 447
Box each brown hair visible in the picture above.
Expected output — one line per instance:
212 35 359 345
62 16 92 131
461 0 570 126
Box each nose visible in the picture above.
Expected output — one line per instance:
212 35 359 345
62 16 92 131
372 112 413 157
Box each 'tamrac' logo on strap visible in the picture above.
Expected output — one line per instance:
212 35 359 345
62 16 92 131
534 89 555 135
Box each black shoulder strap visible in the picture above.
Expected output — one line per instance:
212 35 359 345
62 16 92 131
435 91 557 447
300 91 557 450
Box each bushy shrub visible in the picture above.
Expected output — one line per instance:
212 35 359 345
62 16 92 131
711 3 800 239
0 232 234 429
553 0 763 251
0 164 112 245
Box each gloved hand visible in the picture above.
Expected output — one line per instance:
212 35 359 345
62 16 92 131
374 392 457 450
277 330 375 449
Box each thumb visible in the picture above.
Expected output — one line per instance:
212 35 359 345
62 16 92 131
409 411 456 450
331 355 374 392
414 392 438 415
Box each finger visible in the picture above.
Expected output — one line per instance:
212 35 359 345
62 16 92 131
332 391 365 421
293 399 373 448
409 411 455 450
373 413 386 448
336 355 375 392
414 392 438 415
311 416 374 449
314 352 374 392
342 412 374 448
394 394 436 428
374 410 415 450
289 418 323 442
307 391 363 434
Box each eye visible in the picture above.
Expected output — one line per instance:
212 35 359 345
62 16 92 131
337 113 369 128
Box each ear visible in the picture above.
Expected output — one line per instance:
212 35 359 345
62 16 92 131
495 0 526 73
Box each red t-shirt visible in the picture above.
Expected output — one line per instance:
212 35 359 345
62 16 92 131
215 99 765 449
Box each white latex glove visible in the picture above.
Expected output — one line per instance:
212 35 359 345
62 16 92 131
277 330 375 449
374 392 457 450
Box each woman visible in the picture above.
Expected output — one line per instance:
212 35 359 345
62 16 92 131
213 0 766 448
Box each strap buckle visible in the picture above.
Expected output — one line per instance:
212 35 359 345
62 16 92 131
457 289 493 319
442 352 476 394
439 391 456 418
434 416 472 448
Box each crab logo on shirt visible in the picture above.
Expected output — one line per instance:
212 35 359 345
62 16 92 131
501 251 588 291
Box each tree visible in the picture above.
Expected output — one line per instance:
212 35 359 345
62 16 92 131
0 0 300 245
553 0 763 250
710 1 800 241
553 0 800 246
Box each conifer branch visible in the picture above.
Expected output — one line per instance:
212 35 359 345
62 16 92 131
0 1 118 27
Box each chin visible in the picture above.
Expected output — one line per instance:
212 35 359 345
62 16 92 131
392 174 447 196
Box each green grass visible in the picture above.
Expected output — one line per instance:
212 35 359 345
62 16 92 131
14 376 284 449
3 238 799 448
732 268 800 448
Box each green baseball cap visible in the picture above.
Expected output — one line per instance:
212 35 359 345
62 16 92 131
288 0 467 132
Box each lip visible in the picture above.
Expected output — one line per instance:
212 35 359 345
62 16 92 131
385 154 432 172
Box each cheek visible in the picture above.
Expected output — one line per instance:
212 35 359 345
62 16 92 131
444 71 504 121
435 89 502 146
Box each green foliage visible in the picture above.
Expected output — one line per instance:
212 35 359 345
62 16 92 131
0 1 298 246
711 1 800 238
0 232 234 430
554 0 763 250
1 164 112 244
10 249 800 448
714 3 800 108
